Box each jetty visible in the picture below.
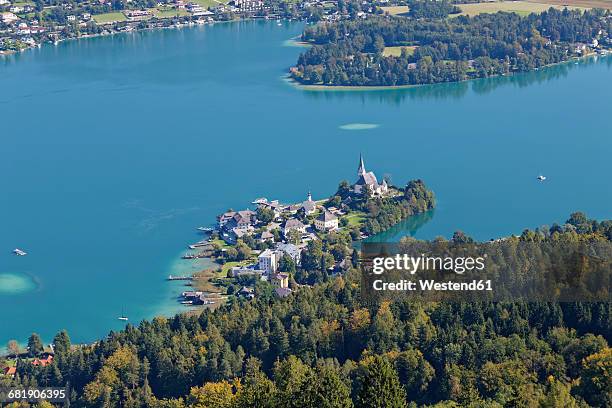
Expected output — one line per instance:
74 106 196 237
167 275 194 281
188 241 212 249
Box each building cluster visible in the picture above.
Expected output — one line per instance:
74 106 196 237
213 155 389 298
1 0 371 53
2 354 54 378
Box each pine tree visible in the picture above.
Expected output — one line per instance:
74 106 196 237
356 356 407 408
27 333 44 357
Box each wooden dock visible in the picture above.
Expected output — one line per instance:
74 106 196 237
167 275 193 281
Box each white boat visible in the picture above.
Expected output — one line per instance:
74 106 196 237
13 248 27 256
537 175 547 181
118 308 128 321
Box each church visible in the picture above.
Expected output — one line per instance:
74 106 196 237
353 154 388 196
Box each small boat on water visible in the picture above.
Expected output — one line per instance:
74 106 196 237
13 248 27 256
118 308 128 321
197 226 214 233
537 175 547 181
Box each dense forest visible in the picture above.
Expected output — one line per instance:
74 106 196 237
291 8 612 86
2 213 610 407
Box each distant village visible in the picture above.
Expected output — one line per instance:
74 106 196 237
0 0 371 53
176 155 396 304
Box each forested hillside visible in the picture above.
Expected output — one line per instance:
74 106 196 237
2 214 611 407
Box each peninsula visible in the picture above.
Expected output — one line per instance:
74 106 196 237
290 5 612 87
174 154 435 305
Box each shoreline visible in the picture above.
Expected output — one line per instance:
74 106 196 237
287 51 610 92
1 17 303 58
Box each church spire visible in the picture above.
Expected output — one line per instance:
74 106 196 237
358 153 366 176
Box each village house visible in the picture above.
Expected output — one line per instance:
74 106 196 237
3 366 16 377
353 154 388 196
222 224 254 244
217 210 236 227
282 218 306 237
275 242 301 264
254 198 284 217
238 286 255 299
230 0 263 11
1 12 19 24
258 230 275 243
124 10 151 20
271 272 289 288
275 287 292 297
32 354 54 367
315 210 339 232
258 248 278 274
272 272 292 297
223 210 256 231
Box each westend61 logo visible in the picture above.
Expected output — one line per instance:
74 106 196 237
360 241 611 303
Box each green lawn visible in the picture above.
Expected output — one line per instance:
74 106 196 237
190 0 228 8
210 238 230 249
383 45 418 57
153 8 190 18
93 12 127 24
344 211 367 227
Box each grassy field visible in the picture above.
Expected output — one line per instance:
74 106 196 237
190 0 228 8
454 1 588 17
93 12 127 24
344 211 367 227
380 6 410 15
153 8 190 18
527 0 612 9
383 45 418 57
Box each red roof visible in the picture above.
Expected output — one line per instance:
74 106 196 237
32 355 53 367
3 366 16 375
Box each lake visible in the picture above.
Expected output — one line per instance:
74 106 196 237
1 20 610 346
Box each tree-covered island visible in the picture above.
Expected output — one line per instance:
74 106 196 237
291 6 612 87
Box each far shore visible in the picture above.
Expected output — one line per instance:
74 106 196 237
286 51 608 92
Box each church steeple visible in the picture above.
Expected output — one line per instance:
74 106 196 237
358 154 366 176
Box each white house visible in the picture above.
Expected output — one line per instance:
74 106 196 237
258 249 278 275
1 12 19 24
315 211 338 232
282 218 306 237
275 242 301 264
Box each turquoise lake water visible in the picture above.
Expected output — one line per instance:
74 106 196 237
1 20 611 346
